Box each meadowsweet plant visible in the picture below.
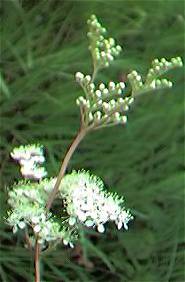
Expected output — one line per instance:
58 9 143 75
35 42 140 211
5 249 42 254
6 15 183 282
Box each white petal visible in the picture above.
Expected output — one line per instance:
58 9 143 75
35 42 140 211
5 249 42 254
119 82 125 89
31 216 39 224
123 223 128 230
78 212 87 222
13 226 18 233
85 220 94 227
34 225 41 233
117 222 122 230
97 224 105 233
69 242 74 248
69 217 76 226
63 239 68 246
40 214 46 222
18 221 26 229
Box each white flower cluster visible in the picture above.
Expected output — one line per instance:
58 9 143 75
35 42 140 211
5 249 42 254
60 171 133 233
128 57 183 96
75 72 134 128
87 14 122 69
7 179 76 248
11 144 47 180
7 180 49 232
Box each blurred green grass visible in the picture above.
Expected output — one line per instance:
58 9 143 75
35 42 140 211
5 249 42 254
0 0 184 281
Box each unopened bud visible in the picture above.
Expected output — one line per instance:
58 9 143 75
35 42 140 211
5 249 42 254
75 72 84 81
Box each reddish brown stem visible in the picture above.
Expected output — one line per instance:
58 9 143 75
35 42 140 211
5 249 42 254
34 237 40 282
25 229 32 251
46 128 87 211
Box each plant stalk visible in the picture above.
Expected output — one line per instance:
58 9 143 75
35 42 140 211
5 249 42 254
34 237 40 282
46 127 87 211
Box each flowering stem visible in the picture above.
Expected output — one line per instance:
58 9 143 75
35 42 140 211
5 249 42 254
34 237 40 282
46 127 88 211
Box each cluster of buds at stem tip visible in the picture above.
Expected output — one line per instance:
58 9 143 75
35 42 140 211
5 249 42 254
128 56 183 96
87 14 122 70
75 72 134 129
11 144 47 180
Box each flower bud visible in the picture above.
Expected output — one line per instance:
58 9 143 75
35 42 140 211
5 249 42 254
102 88 109 95
95 90 102 98
99 83 105 90
114 112 121 121
121 116 127 124
84 75 91 83
88 112 93 121
75 72 84 82
109 81 115 90
94 111 102 120
102 102 110 112
110 99 116 107
119 82 125 89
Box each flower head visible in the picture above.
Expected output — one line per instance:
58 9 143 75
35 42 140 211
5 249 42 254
10 144 47 180
7 179 77 247
59 171 133 233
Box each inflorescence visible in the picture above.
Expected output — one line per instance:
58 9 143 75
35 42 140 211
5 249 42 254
128 57 183 96
11 144 47 180
6 14 183 252
8 145 133 249
7 169 77 248
87 14 122 70
75 71 134 129
7 166 133 248
60 171 133 233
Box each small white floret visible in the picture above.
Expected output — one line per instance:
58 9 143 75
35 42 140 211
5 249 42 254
78 211 87 222
31 216 40 224
13 226 18 233
88 113 93 121
121 116 127 124
119 82 125 89
117 222 122 230
34 225 41 233
95 90 102 98
85 75 91 83
99 83 105 90
150 80 156 89
124 223 128 230
109 81 115 90
63 239 68 246
69 242 74 248
103 88 109 95
69 217 76 226
97 224 105 233
128 97 134 104
85 220 94 227
18 221 26 229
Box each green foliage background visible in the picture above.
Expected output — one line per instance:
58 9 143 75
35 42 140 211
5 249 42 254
0 0 184 281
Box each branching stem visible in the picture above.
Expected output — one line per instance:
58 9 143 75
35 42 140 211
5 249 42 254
91 64 98 82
